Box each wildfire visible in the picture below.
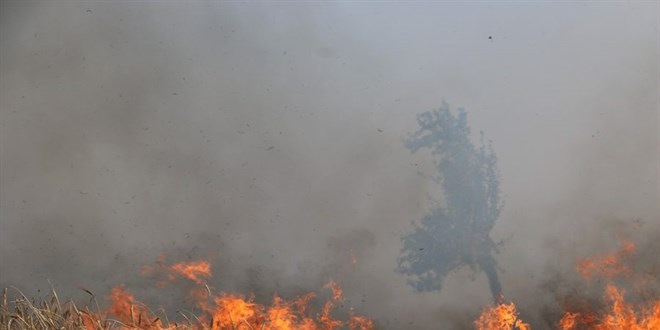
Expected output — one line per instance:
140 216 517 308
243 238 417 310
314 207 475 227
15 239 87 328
475 240 660 330
474 300 530 330
84 259 373 330
141 257 212 287
558 240 660 330
168 260 212 284
558 284 660 330
106 285 170 329
576 240 635 281
5 242 658 329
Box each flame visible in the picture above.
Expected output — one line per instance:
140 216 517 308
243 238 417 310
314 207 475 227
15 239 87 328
168 260 212 284
348 311 375 330
475 239 660 330
559 240 659 329
474 300 530 330
208 293 261 329
576 240 635 281
266 296 304 330
85 258 373 330
106 285 171 329
324 280 344 303
558 312 580 329
142 258 212 286
558 284 660 330
319 300 343 329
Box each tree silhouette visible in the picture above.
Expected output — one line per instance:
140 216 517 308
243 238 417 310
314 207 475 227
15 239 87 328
397 102 503 301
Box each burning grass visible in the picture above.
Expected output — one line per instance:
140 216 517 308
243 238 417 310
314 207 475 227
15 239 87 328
1 259 373 330
4 239 659 329
475 240 660 330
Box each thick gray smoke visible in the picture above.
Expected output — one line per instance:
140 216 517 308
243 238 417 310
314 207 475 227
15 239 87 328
1 2 658 329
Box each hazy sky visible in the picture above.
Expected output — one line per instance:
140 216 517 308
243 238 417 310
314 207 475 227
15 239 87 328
1 2 658 328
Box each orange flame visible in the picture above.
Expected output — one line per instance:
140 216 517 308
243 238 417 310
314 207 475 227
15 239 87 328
559 240 659 329
106 285 170 329
86 259 373 330
141 258 211 288
558 312 579 329
208 293 261 329
348 311 375 330
168 260 212 284
475 239 660 330
324 280 344 303
474 300 530 330
576 240 635 281
559 285 660 330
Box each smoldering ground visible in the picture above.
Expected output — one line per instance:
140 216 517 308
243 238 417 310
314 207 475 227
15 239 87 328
1 2 658 329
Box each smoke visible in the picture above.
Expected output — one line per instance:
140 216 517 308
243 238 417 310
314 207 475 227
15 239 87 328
1 1 658 329
397 104 503 300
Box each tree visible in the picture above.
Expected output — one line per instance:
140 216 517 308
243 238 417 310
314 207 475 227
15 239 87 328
397 102 503 301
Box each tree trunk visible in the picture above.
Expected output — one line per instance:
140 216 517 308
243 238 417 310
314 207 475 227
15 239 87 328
480 254 502 302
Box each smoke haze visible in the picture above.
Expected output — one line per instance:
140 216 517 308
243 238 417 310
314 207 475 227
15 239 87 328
1 2 658 328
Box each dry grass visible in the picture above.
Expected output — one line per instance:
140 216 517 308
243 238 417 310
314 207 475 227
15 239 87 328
0 287 197 330
0 281 371 330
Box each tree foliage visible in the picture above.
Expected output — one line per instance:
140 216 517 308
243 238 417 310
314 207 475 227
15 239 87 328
397 102 503 299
